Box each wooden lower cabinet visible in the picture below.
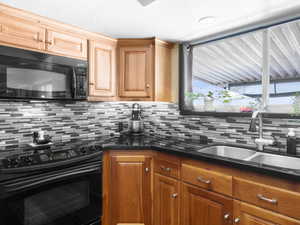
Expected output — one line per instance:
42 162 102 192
104 152 300 225
154 174 180 225
181 183 233 225
109 154 152 225
234 200 300 225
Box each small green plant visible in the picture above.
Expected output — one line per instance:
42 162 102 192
207 91 214 98
248 98 261 110
218 90 232 104
185 91 215 100
291 92 300 115
185 92 203 101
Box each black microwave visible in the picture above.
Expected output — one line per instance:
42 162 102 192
0 45 87 100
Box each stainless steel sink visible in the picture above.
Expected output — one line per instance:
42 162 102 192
247 153 300 170
197 145 257 160
197 145 300 171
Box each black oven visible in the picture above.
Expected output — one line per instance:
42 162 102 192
0 45 87 100
0 156 102 225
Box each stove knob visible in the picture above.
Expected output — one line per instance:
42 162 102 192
24 156 33 164
89 146 97 151
80 147 87 154
8 158 19 167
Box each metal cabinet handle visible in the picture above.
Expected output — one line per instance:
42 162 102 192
33 35 43 43
257 194 277 204
224 214 230 220
145 167 150 172
197 176 211 184
33 38 43 42
45 40 53 45
146 84 150 88
171 193 178 198
160 166 171 172
234 218 240 223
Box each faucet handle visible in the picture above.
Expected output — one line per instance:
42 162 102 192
249 117 258 132
251 111 260 119
270 134 280 147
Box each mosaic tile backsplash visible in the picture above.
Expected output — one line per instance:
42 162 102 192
0 101 299 154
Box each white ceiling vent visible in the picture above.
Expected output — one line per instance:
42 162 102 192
137 0 156 7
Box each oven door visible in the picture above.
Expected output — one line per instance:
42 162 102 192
0 162 102 225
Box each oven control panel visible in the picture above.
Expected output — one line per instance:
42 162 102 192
2 144 101 170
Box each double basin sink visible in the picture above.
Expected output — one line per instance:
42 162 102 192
197 145 300 170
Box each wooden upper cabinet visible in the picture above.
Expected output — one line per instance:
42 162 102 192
46 29 87 59
110 155 152 225
89 40 117 99
233 200 300 225
154 174 180 225
117 38 173 102
155 41 173 102
119 45 154 99
0 12 45 50
181 183 233 225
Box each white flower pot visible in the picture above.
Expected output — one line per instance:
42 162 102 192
296 96 300 105
193 101 202 111
204 97 215 111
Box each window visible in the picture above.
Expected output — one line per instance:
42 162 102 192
180 18 300 116
268 20 300 114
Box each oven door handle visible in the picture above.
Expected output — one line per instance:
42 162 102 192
2 166 100 194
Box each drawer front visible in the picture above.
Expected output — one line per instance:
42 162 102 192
181 163 232 196
233 177 300 220
154 159 180 179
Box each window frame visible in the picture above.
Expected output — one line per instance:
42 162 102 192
179 18 300 119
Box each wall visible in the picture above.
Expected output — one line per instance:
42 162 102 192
0 101 299 154
141 102 300 154
0 101 130 146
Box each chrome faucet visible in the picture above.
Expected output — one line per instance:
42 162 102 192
249 110 274 151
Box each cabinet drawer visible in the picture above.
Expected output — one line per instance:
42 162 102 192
233 177 300 220
154 159 180 179
181 163 232 196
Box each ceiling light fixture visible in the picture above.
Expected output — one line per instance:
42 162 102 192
198 16 217 25
137 0 156 7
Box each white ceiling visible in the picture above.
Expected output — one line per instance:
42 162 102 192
1 0 300 41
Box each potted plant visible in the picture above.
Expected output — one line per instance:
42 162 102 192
291 92 300 115
185 91 216 111
218 90 234 112
203 91 215 111
185 92 202 111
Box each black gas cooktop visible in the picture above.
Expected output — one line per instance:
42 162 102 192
1 139 103 173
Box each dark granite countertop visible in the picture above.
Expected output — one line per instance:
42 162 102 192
1 134 300 180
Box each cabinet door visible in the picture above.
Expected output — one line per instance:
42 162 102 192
181 183 233 225
0 12 45 50
46 29 87 59
154 174 180 225
234 200 300 225
89 40 116 98
119 46 153 99
110 155 152 225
